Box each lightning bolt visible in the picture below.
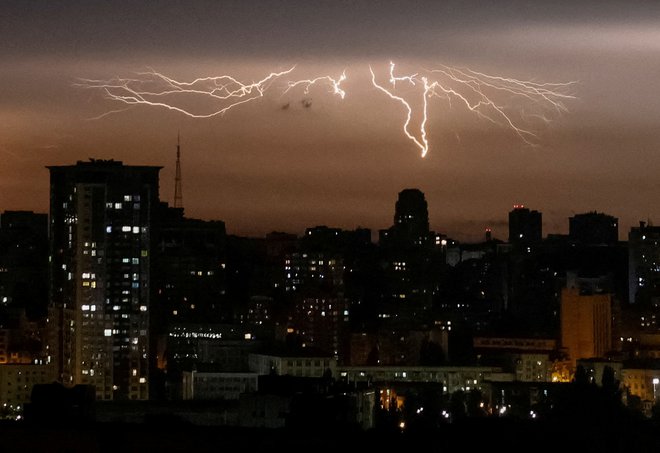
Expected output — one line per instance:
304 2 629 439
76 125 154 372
369 64 429 157
370 62 577 158
77 67 349 119
76 67 299 118
283 70 348 99
78 63 576 159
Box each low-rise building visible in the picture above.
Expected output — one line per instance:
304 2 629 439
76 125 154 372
182 371 258 400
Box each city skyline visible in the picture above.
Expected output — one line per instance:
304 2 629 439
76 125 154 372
3 1 660 241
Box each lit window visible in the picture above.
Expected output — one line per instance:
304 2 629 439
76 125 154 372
104 329 112 337
133 226 140 234
122 226 131 232
115 203 122 209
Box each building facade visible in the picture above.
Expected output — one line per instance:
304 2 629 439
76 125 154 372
48 159 160 400
560 287 613 367
628 222 660 308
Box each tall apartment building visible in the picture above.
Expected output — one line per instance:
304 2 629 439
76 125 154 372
380 188 430 248
560 286 612 368
508 205 542 244
48 159 161 400
568 211 619 245
0 210 49 320
628 221 660 307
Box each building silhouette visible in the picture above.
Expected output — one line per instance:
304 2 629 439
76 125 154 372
380 189 430 248
0 211 48 320
628 221 660 308
47 159 161 400
152 203 227 326
508 205 542 244
569 211 619 245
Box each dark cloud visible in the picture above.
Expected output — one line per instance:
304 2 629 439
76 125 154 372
3 1 660 60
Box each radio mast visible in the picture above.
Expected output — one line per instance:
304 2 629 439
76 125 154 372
174 132 183 209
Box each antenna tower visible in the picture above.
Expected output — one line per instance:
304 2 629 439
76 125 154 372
174 133 183 208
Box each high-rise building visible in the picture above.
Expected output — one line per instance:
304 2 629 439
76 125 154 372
47 159 161 400
152 203 227 326
560 285 612 368
569 211 619 245
391 188 430 247
628 221 660 308
508 205 542 244
0 211 48 320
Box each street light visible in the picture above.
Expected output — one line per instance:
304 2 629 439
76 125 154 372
653 378 659 402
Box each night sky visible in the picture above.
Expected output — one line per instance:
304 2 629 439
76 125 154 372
2 0 660 241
